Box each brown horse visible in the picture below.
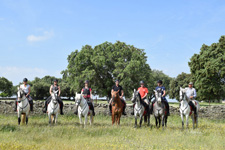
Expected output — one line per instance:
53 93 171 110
111 91 122 125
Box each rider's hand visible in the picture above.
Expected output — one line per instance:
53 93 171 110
190 96 193 99
120 96 123 99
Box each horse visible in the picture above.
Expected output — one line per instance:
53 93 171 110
179 87 200 129
153 89 168 128
111 91 122 125
47 90 59 125
17 87 30 125
75 93 94 126
131 89 150 128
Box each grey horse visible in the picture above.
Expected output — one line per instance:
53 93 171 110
153 89 168 128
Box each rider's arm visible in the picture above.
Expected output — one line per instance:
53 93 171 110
111 89 114 95
90 90 93 102
193 89 197 98
121 90 124 98
49 85 53 95
162 90 166 97
58 86 61 96
26 86 31 97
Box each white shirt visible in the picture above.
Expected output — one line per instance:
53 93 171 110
20 84 30 94
185 87 197 99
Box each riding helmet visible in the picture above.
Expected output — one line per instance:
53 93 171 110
23 78 28 82
115 79 119 82
140 81 144 84
53 79 58 82
157 80 163 84
85 80 89 84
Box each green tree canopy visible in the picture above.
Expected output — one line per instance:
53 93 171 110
169 72 192 101
188 36 225 102
0 77 13 97
63 41 154 99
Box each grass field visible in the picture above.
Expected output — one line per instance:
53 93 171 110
0 114 224 150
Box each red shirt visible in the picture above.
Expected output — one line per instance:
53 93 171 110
138 87 148 98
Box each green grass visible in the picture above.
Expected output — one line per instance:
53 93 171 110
0 114 224 150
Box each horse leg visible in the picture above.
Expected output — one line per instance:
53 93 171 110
147 114 150 126
118 114 121 125
165 116 167 127
181 113 184 129
48 114 51 125
55 114 58 124
191 115 194 129
196 114 198 128
18 117 21 125
162 116 164 129
79 114 83 125
112 114 115 125
140 116 143 128
26 116 28 125
84 115 88 126
155 116 158 127
186 114 189 129
135 115 137 128
159 117 161 128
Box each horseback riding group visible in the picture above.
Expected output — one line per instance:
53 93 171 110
15 78 199 128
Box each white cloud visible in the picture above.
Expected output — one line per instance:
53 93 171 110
0 66 61 85
27 31 54 42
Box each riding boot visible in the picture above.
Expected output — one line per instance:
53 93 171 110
131 104 135 115
91 104 95 116
14 100 17 111
109 103 112 116
150 103 154 114
164 101 170 116
74 105 78 115
60 105 64 115
43 101 47 113
121 100 127 115
29 100 33 111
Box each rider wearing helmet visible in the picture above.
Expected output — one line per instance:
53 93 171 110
43 79 64 115
185 82 197 115
131 81 150 115
109 79 127 115
150 80 170 116
74 80 95 116
14 78 33 111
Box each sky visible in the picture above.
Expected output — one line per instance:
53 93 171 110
0 0 225 85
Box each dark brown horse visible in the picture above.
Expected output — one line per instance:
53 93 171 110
111 91 122 125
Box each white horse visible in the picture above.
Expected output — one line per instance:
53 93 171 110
179 87 200 129
153 89 168 128
47 90 59 125
75 93 93 126
17 88 30 125
131 89 150 128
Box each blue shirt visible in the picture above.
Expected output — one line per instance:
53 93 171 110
155 86 166 98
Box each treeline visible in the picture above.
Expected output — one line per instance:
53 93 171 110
1 37 225 102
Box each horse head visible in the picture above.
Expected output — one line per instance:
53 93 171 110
179 87 187 102
131 89 141 103
112 91 120 103
75 92 82 106
51 90 58 104
154 89 162 104
17 87 25 103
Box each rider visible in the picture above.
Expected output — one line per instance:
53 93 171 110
109 79 127 115
43 79 64 115
74 80 95 116
131 81 149 115
14 78 33 111
150 80 170 116
185 82 197 115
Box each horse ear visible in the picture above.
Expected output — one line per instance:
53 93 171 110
17 87 20 90
180 87 182 90
153 90 156 93
134 89 136 92
76 92 77 95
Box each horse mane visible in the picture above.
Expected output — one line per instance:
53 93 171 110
137 92 141 101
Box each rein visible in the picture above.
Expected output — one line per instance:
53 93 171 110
18 98 29 111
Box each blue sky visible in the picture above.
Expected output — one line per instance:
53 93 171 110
0 0 225 85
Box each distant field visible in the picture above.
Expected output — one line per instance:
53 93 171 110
0 114 224 150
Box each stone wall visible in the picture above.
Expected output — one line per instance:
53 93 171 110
0 100 225 119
